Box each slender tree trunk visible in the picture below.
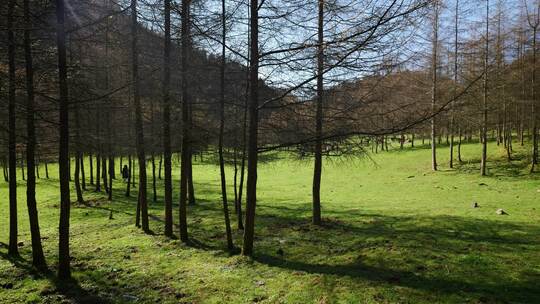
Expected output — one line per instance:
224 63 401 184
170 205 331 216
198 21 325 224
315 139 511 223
449 0 459 169
163 0 173 237
458 126 463 162
152 155 157 203
75 152 83 203
8 0 19 257
480 0 489 176
431 1 439 171
21 152 26 181
89 154 94 185
80 153 86 190
158 155 162 180
45 162 49 179
132 156 136 188
74 110 84 204
179 0 191 242
131 0 149 232
531 23 538 172
23 0 46 267
108 154 113 201
237 95 248 231
312 0 324 226
56 0 71 280
95 154 101 191
233 148 239 214
188 153 195 205
219 0 234 251
243 0 259 256
102 156 108 193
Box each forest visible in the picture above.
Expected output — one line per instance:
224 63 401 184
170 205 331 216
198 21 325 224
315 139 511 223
0 0 539 303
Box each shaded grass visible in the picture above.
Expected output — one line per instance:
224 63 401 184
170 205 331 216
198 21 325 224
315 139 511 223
0 141 539 303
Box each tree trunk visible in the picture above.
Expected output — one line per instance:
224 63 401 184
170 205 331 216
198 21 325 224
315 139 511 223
152 155 157 203
243 0 259 256
75 152 84 203
96 154 101 191
219 0 234 251
108 154 113 201
89 154 94 185
158 155 162 180
531 24 538 172
21 152 26 181
131 0 149 232
312 0 324 226
480 1 489 176
458 126 462 162
36 159 40 179
8 0 19 257
23 0 46 268
80 153 85 190
56 0 71 280
102 155 109 193
233 148 239 214
179 0 191 242
431 2 439 171
163 0 173 237
449 0 459 169
188 152 195 205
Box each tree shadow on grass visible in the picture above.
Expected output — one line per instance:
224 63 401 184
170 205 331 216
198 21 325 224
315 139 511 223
453 149 539 180
0 252 112 304
248 208 540 303
53 178 540 302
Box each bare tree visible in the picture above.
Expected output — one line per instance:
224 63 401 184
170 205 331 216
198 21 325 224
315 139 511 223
242 0 259 256
179 0 191 242
56 0 72 280
163 0 173 237
219 0 234 251
131 0 149 232
312 0 324 225
480 0 489 176
525 0 539 172
7 0 18 257
431 0 440 171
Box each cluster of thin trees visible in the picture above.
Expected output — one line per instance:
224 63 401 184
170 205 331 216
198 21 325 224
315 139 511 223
0 0 538 281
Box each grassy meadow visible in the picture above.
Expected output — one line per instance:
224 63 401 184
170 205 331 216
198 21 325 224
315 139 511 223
0 140 539 303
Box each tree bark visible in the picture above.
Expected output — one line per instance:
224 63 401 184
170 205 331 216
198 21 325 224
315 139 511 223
243 0 259 256
449 0 459 169
480 0 489 176
430 2 439 171
56 0 72 280
219 0 234 251
131 0 149 232
312 0 324 226
95 153 101 191
163 0 173 237
179 0 191 242
152 155 157 203
89 154 94 185
7 0 19 257
80 153 86 190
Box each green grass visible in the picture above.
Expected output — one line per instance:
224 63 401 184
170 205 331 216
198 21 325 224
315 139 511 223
0 140 539 303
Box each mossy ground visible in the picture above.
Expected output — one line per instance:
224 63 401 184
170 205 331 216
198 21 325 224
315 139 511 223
0 140 539 303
